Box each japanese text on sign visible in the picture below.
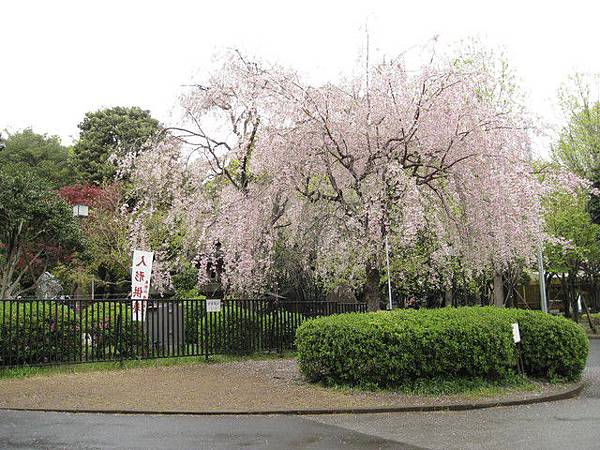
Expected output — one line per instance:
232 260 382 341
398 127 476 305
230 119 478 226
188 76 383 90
131 250 154 321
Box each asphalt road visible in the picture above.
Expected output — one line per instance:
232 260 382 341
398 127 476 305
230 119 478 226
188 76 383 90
0 341 598 450
307 339 600 450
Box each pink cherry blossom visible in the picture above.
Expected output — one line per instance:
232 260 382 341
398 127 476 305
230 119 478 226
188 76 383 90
123 50 585 309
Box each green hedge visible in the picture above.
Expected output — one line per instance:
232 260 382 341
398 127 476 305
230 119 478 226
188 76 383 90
186 303 307 354
0 301 80 365
490 309 589 380
296 307 589 388
0 301 148 365
82 302 145 358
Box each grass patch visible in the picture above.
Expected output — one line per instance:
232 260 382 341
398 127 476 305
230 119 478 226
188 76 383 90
325 373 537 398
0 351 295 381
398 374 536 397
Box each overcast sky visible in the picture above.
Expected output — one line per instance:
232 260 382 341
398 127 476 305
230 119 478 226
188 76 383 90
2 0 600 157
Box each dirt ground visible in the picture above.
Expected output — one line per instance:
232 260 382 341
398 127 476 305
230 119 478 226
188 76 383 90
0 359 577 412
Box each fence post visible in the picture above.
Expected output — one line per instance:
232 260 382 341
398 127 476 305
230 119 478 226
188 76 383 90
115 310 124 367
275 304 282 354
203 300 209 361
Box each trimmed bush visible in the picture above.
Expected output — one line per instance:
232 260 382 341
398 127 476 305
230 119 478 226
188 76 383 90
296 307 589 388
0 301 80 365
488 308 589 380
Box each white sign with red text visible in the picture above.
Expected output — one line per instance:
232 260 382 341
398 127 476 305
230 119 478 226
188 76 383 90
131 250 154 321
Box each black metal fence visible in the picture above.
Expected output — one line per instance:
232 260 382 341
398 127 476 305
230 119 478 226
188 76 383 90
0 298 366 368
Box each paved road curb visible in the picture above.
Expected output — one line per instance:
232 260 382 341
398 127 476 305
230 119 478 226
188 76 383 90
0 383 584 416
588 334 600 339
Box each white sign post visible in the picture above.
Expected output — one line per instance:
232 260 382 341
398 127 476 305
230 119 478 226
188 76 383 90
512 322 521 343
512 322 525 375
131 250 154 321
206 299 222 313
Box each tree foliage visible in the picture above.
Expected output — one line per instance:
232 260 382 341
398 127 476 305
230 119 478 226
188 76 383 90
54 184 131 297
127 50 552 310
553 74 600 179
552 74 600 224
73 106 161 184
543 190 600 274
0 170 82 298
0 129 74 187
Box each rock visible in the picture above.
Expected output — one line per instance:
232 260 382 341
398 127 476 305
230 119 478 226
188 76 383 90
35 271 63 299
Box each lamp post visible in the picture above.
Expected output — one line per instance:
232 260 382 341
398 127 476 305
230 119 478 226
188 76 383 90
385 235 393 310
72 202 90 299
537 246 548 313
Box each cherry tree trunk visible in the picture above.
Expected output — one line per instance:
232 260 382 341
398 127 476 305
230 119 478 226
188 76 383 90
365 262 381 312
493 270 504 307
444 288 453 307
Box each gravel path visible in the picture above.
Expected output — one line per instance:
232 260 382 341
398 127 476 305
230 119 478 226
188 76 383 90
0 359 577 413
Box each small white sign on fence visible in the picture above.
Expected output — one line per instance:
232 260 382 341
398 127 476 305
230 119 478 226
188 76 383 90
206 299 222 312
512 322 521 344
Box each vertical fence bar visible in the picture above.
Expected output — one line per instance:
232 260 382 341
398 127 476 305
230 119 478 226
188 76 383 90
275 301 281 353
203 299 209 361
102 299 107 361
256 299 262 351
251 300 256 353
78 298 82 362
54 300 66 362
174 299 179 357
214 300 218 355
237 300 242 353
158 298 167 358
150 299 155 358
117 301 123 363
165 299 170 357
168 298 173 357
144 298 149 358
84 298 89 362
8 300 13 366
1 300 5 366
196 298 200 356
27 301 33 363
171 299 176 357
41 300 45 366
91 300 96 363
14 300 20 365
124 299 129 361
182 299 186 356
135 299 140 359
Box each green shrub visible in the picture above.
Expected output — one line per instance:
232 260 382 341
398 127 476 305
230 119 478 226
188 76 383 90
489 308 589 381
296 307 589 388
0 301 80 365
82 302 146 359
186 301 307 354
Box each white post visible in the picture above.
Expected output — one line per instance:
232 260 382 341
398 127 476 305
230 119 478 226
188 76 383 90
385 235 393 310
537 245 548 313
91 278 95 301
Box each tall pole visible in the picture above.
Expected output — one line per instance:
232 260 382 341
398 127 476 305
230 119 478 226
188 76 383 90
385 235 393 310
537 245 548 313
526 145 548 314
